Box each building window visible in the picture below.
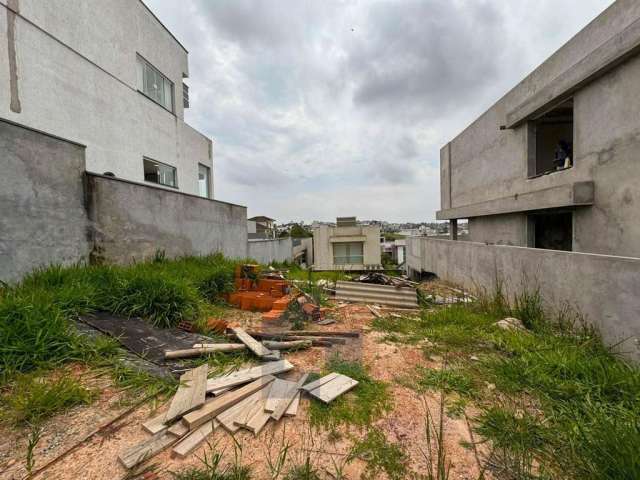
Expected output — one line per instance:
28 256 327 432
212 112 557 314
183 83 190 109
528 211 572 251
333 242 364 265
198 164 210 198
528 98 573 177
137 55 174 112
143 158 177 188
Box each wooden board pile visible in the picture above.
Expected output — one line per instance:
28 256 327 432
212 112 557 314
119 329 359 469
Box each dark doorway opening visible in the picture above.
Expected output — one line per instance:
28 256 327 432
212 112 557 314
530 212 573 251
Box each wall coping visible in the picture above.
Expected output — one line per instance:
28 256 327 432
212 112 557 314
86 171 246 209
407 237 640 263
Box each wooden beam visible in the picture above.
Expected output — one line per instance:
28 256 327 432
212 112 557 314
183 375 275 430
231 327 275 358
270 373 309 421
119 429 185 469
285 392 300 417
244 330 360 338
264 379 294 413
164 344 245 359
205 360 293 393
142 411 168 435
262 340 312 350
165 364 208 422
216 388 269 433
172 420 219 458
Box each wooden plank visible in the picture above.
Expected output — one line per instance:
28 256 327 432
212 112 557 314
264 379 295 413
118 430 184 469
245 330 360 338
205 360 294 392
285 392 300 417
271 373 309 421
308 374 358 403
165 364 208 422
238 396 271 435
183 375 275 429
231 327 274 358
216 387 270 433
301 372 340 392
167 421 190 437
172 419 219 458
367 305 382 318
142 411 168 435
164 344 245 359
262 340 312 350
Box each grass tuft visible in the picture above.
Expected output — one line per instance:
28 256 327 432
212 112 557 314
1 372 95 426
349 427 407 480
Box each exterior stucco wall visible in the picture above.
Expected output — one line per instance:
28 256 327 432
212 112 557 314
312 224 381 271
469 213 527 246
407 237 640 361
440 0 640 258
0 1 212 196
0 119 90 283
248 238 294 265
87 174 248 264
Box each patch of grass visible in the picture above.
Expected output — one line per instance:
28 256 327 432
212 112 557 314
349 427 407 480
170 442 253 480
283 458 321 480
308 355 392 429
1 372 96 426
409 366 474 396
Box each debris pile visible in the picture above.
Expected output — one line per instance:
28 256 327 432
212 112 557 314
119 328 360 469
335 280 419 308
352 272 418 288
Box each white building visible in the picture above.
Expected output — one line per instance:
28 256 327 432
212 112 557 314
0 0 212 197
312 217 382 271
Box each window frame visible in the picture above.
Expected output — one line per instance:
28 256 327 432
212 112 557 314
198 163 211 199
136 54 175 114
143 157 178 189
333 242 364 265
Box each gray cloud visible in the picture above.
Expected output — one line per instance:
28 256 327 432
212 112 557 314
146 0 613 221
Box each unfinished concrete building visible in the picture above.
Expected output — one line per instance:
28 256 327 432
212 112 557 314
408 0 640 360
437 0 640 256
312 217 382 271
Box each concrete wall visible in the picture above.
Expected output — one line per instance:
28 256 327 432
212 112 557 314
0 119 91 283
469 214 528 246
312 224 381 271
248 238 293 265
293 237 313 265
0 0 212 196
407 237 640 361
439 0 640 258
87 173 247 263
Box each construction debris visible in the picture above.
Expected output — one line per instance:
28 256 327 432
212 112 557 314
306 373 359 403
231 327 277 359
121 359 357 468
336 281 419 308
262 339 312 350
164 344 246 359
353 272 417 288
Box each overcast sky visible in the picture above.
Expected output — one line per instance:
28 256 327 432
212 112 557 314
146 0 612 223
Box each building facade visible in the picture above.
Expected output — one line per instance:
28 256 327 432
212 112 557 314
312 217 382 271
438 0 640 258
0 0 212 197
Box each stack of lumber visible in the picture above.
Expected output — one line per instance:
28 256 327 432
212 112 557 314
118 357 358 469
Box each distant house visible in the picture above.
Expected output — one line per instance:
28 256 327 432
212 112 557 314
248 216 276 240
312 217 382 271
